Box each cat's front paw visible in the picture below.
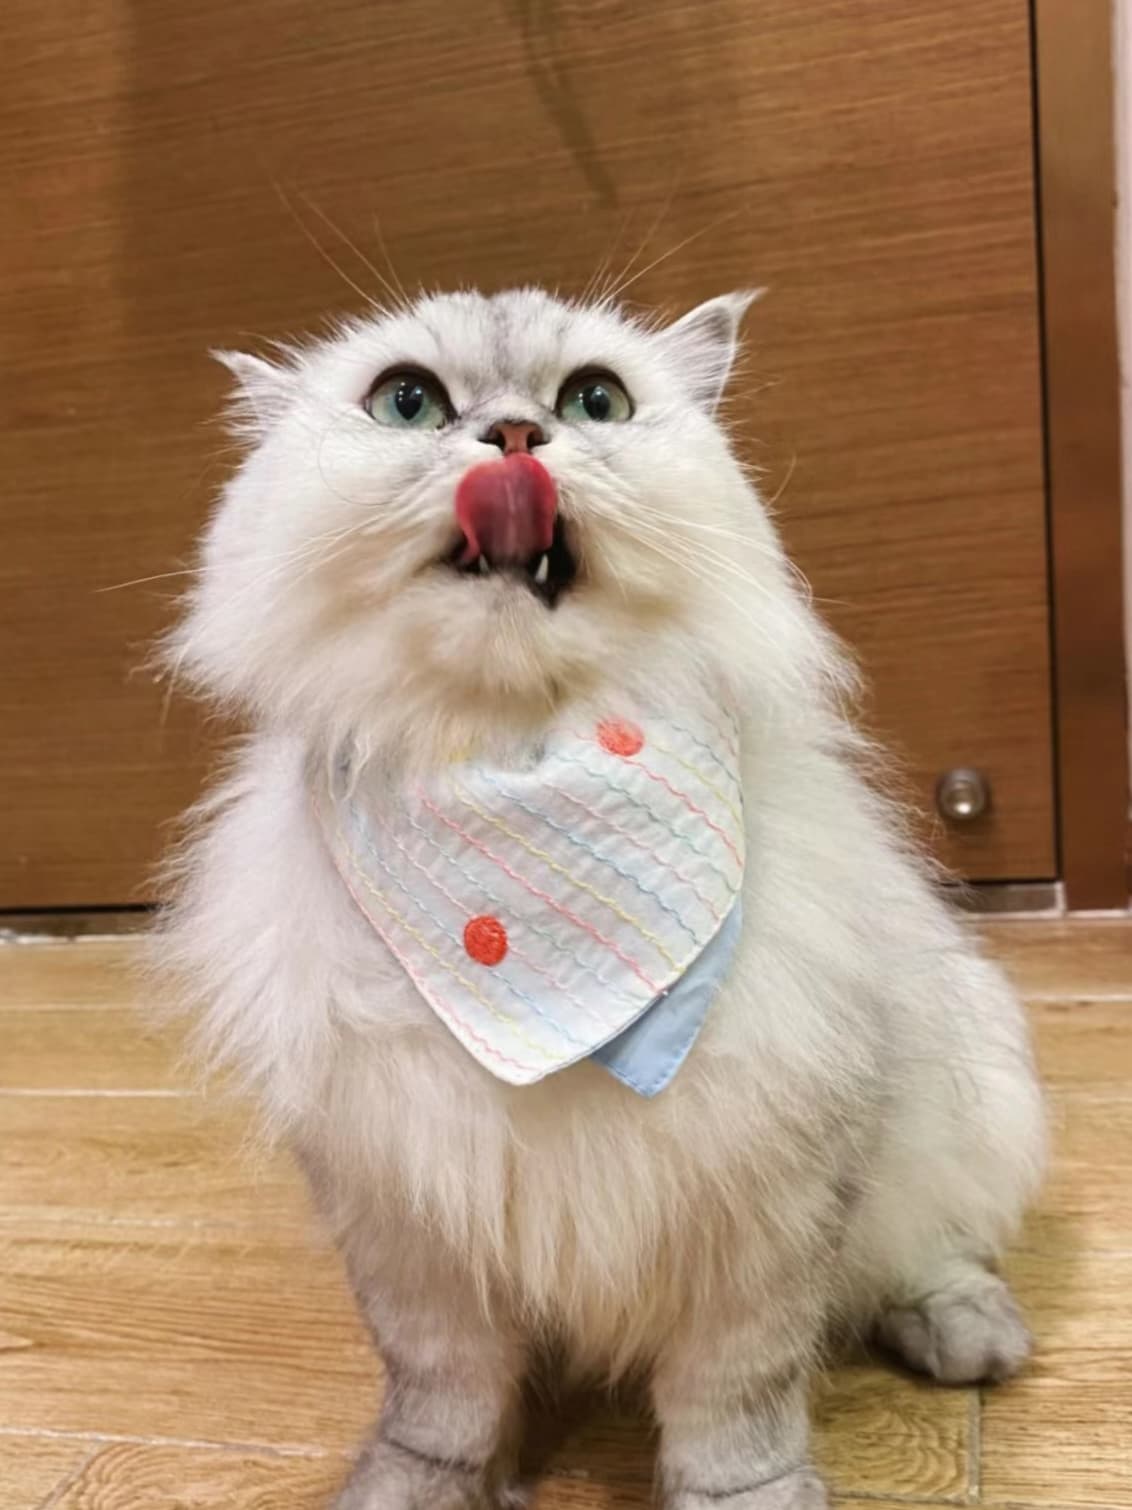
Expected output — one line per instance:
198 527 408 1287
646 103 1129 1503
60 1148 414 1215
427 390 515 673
669 1466 828 1510
334 1437 509 1510
877 1269 1031 1385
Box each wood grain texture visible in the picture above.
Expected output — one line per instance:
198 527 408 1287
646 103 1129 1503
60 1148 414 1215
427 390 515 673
3 922 1130 1504
0 0 1053 905
0 940 145 1010
0 1225 377 1448
1033 0 1130 908
48 1442 349 1510
0 1005 182 1091
1023 1090 1132 1255
981 1251 1132 1505
813 1366 968 1498
1028 997 1132 1090
0 1094 312 1230
979 918 1132 997
0 1434 93 1509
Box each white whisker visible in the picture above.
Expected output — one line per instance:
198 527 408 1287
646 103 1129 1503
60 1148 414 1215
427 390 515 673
599 208 743 307
272 180 384 312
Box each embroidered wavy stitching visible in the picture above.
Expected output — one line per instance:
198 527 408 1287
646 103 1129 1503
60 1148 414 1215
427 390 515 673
659 711 743 790
704 703 741 760
539 779 724 920
726 706 741 739
335 816 558 1064
613 755 743 867
454 783 680 972
421 796 661 993
397 804 621 1000
479 768 701 949
648 738 744 828
368 814 619 1030
549 749 741 886
344 812 731 1084
353 812 609 1040
362 805 732 1080
540 773 727 912
324 822 540 1076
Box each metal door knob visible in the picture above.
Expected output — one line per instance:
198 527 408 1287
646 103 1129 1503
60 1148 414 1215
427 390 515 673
936 767 990 822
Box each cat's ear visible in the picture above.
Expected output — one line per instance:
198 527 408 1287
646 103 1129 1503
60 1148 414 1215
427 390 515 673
213 349 293 437
658 290 762 411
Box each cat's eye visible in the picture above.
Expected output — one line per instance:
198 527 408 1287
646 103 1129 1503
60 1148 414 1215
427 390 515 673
364 369 452 430
555 370 633 425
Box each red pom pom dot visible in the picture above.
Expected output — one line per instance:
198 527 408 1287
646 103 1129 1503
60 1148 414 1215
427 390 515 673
464 915 508 966
597 717 645 757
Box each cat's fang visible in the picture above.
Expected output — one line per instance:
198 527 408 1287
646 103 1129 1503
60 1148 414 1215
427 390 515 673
444 516 577 608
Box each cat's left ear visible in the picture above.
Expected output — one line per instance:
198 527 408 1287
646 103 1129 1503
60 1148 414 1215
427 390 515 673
658 290 763 412
213 349 294 437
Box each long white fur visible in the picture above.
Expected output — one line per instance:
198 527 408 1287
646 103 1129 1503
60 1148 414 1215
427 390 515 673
156 288 1045 1506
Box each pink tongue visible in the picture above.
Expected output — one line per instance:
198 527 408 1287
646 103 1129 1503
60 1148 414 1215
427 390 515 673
454 454 557 565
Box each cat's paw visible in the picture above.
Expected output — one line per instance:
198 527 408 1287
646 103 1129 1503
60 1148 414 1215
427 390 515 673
333 1438 507 1510
877 1269 1030 1384
670 1466 828 1510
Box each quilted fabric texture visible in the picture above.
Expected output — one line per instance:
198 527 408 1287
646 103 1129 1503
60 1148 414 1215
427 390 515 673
318 694 745 1089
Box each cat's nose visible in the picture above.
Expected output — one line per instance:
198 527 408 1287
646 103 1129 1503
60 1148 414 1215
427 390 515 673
479 419 547 454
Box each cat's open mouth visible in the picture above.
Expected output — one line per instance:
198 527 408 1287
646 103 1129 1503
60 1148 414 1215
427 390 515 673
444 517 578 608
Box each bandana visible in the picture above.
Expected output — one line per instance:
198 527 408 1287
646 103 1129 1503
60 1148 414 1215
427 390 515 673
318 694 744 1095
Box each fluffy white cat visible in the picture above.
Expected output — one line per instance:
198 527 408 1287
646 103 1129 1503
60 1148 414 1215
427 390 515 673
157 288 1045 1509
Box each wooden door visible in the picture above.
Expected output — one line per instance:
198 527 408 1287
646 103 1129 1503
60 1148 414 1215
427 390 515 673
1 0 1054 906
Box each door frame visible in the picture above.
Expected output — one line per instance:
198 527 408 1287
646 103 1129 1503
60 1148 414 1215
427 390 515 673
1032 0 1129 909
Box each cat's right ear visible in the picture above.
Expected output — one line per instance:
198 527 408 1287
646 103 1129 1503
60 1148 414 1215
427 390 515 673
657 290 762 412
213 350 293 437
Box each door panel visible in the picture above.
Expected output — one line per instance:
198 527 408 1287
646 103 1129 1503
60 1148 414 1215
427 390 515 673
0 0 1054 904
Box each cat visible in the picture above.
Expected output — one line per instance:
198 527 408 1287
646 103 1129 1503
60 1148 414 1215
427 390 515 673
156 287 1046 1510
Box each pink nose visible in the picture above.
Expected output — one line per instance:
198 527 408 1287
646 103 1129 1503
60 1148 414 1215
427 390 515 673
480 419 547 455
454 453 557 565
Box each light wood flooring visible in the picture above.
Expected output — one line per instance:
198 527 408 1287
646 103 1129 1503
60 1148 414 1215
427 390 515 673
1 919 1129 1508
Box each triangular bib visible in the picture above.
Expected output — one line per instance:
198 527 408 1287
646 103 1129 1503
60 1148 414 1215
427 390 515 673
318 693 744 1090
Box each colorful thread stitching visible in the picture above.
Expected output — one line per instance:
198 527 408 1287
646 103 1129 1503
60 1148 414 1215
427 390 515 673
356 815 615 1038
421 795 662 993
393 804 624 1008
477 769 701 948
537 780 724 923
323 816 541 1076
549 748 742 885
335 811 558 1064
454 783 680 972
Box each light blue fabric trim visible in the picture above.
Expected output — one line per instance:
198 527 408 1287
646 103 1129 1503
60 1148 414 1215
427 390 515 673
591 899 743 1097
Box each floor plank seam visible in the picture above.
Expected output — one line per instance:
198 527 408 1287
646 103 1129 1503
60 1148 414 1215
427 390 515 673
3 1004 144 1012
823 1491 967 1507
966 1387 982 1503
1022 992 1132 1003
0 1424 353 1461
33 1447 98 1510
0 1088 190 1098
1050 1095 1132 1113
1011 1246 1132 1259
985 1503 1116 1510
0 1215 319 1236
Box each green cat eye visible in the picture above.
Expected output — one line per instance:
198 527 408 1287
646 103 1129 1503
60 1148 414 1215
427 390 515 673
364 369 451 430
555 370 633 425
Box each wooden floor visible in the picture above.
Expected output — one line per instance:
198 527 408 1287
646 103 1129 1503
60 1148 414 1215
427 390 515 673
1 919 1130 1509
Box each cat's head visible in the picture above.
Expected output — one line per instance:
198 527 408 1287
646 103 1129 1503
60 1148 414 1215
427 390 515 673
172 287 844 763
